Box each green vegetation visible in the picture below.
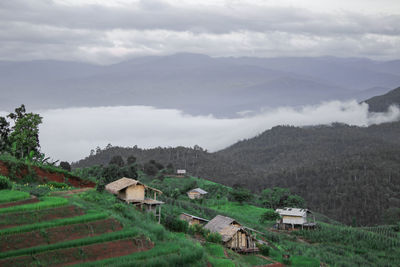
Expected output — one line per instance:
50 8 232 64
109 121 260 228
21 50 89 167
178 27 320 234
0 190 29 203
0 212 108 236
0 176 12 190
0 197 68 214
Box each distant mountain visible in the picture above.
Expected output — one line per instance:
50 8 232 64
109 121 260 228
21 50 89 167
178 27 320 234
73 121 400 226
2 54 400 116
364 86 400 112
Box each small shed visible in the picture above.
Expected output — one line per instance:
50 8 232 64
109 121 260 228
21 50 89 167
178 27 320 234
187 188 208 199
105 177 164 223
275 207 316 230
204 215 258 253
179 213 209 226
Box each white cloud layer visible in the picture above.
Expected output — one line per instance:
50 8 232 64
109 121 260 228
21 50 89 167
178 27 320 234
0 0 400 63
8 101 395 162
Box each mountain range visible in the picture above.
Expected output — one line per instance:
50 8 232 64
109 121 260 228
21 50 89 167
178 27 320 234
2 54 400 116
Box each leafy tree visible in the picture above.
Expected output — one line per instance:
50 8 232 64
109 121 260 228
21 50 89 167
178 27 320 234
0 116 10 153
127 155 137 165
260 210 281 223
230 187 252 204
59 161 72 172
7 105 42 159
109 155 125 167
262 187 305 209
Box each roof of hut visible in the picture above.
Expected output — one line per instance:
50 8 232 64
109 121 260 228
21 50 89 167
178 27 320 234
188 188 208 194
219 225 244 242
181 213 209 222
204 215 239 233
275 207 310 217
105 177 162 195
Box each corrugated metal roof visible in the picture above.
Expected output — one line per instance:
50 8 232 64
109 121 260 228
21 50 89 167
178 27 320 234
188 188 208 194
276 207 310 217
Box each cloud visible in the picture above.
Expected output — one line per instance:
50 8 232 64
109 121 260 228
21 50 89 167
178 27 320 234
0 0 400 63
10 101 395 162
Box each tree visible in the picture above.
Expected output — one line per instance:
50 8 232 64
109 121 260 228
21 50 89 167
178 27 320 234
230 187 252 204
262 187 305 209
109 155 125 167
59 161 71 172
127 155 137 165
0 116 10 153
260 210 281 223
7 105 42 159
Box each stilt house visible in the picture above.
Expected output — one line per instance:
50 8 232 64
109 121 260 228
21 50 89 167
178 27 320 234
204 215 258 253
179 213 209 226
105 177 164 223
275 207 316 230
187 188 208 199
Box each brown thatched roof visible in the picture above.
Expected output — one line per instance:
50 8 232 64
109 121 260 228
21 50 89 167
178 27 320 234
219 225 244 242
105 177 163 195
204 215 239 233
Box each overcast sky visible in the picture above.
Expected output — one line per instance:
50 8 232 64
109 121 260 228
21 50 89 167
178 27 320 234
1 0 400 64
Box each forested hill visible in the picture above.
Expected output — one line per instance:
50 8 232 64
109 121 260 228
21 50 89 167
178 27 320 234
72 121 400 226
365 86 400 112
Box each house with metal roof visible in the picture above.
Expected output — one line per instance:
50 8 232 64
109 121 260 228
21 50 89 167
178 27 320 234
187 188 208 199
204 215 258 253
275 207 316 230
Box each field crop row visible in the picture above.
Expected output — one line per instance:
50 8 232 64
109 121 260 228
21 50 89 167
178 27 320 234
0 212 108 236
0 205 84 229
0 190 30 204
1 218 122 252
0 197 68 214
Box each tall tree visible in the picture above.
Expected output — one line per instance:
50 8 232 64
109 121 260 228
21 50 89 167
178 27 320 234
7 105 42 159
0 116 10 153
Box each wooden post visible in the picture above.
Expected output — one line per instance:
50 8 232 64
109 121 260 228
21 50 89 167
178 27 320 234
154 192 156 200
158 205 161 224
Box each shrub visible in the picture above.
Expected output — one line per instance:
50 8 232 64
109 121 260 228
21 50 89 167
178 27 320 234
0 175 11 189
205 231 222 243
260 209 281 223
163 215 189 233
47 181 69 189
257 243 270 256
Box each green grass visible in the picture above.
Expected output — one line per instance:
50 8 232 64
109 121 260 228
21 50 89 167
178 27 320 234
0 212 108 236
291 256 320 267
204 242 225 258
0 228 139 259
0 190 30 203
241 255 273 266
0 196 68 214
208 257 235 267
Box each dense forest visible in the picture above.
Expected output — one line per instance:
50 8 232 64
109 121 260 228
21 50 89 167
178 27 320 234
365 86 400 112
72 120 400 226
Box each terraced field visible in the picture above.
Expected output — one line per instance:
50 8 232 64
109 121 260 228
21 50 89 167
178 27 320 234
0 190 155 266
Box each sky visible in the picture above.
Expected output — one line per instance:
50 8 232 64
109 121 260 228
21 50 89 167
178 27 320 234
0 0 400 64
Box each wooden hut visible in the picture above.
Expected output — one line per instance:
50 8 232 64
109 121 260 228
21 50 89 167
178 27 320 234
105 177 164 223
179 213 209 226
275 208 316 230
204 215 258 253
187 188 208 199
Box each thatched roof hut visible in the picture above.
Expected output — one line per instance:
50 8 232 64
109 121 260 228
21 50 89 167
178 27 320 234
204 215 258 253
187 188 208 199
180 213 209 226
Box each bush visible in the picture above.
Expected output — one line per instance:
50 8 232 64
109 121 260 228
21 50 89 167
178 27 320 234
163 215 189 233
257 243 270 256
260 209 281 223
205 231 222 243
0 175 12 189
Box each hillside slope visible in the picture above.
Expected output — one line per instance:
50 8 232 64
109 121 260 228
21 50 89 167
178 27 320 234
73 121 400 226
365 86 400 112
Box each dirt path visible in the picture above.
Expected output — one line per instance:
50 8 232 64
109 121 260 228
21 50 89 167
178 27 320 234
255 255 285 267
50 188 93 197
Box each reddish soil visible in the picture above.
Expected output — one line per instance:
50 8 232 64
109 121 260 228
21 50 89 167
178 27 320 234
0 218 122 252
256 255 285 267
0 160 95 188
50 188 93 197
0 237 154 267
0 205 85 229
0 196 39 208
